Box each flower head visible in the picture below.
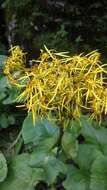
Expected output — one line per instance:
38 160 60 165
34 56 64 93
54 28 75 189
4 46 107 124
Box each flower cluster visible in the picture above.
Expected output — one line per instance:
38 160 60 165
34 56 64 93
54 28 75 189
4 46 26 87
4 46 107 124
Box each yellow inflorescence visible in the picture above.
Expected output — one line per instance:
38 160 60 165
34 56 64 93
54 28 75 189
4 46 107 124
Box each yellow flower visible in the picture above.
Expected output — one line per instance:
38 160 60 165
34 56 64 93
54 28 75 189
4 46 26 87
4 46 107 125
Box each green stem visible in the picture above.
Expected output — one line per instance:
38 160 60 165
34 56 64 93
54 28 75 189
8 130 22 151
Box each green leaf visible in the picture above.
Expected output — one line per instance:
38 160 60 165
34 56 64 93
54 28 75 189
62 120 80 159
29 148 49 168
90 151 107 190
3 88 19 105
62 131 78 159
0 153 44 190
29 149 66 185
75 144 97 170
43 155 65 185
0 76 9 90
0 92 6 101
80 117 107 153
0 152 7 182
63 166 89 190
0 76 12 103
22 113 60 150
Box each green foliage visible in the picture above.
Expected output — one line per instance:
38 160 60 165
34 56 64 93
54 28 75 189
0 74 17 128
63 117 107 190
2 0 107 55
0 66 15 128
35 24 71 51
1 114 107 189
0 55 7 72
1 1 107 188
62 120 81 159
63 165 89 190
22 113 60 150
90 151 107 190
0 152 7 182
0 54 26 128
0 153 43 190
1 49 107 189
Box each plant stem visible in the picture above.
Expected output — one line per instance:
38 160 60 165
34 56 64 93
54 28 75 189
8 130 22 151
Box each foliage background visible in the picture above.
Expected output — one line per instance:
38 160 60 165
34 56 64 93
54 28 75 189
1 1 107 189
1 0 107 57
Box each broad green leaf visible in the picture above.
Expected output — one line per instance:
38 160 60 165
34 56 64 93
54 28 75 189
62 121 80 159
0 153 44 190
0 152 7 182
29 149 65 185
0 180 34 190
80 117 107 153
57 149 67 163
62 131 78 159
90 151 107 190
0 76 9 90
22 113 60 150
0 76 18 105
63 166 89 190
43 155 65 185
75 144 97 170
29 149 49 168
3 88 19 104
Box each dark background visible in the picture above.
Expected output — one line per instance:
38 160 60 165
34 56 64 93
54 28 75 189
0 0 107 58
